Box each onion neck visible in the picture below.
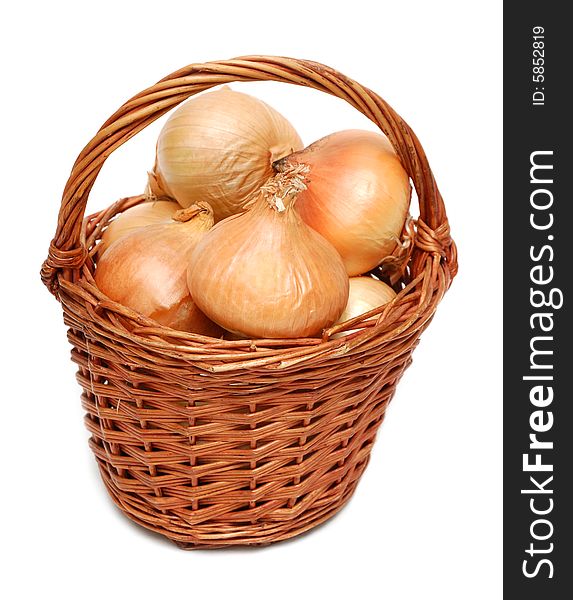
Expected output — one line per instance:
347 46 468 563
262 162 309 212
146 160 172 201
172 201 214 226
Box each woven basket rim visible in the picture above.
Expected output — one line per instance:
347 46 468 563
41 55 457 371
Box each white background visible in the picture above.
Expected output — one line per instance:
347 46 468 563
1 1 502 598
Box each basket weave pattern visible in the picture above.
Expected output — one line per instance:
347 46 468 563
41 56 457 548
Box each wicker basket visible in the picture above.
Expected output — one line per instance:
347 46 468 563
41 56 457 548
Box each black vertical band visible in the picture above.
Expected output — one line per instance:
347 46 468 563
504 3 572 597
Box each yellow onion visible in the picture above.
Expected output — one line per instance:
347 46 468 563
276 129 411 276
95 202 221 336
98 200 180 256
151 87 303 222
334 276 397 337
187 168 349 339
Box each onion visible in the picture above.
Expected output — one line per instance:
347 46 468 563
95 202 221 336
333 276 397 337
187 168 349 339
276 129 411 276
151 86 303 222
98 199 180 256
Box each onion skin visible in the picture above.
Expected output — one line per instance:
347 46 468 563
187 186 349 339
278 129 411 276
95 203 221 336
152 87 303 222
333 276 397 338
98 200 180 257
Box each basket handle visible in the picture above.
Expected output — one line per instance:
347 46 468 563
41 55 454 294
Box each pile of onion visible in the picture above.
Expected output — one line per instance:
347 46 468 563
95 86 412 339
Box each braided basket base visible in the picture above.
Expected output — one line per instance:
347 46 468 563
99 445 370 548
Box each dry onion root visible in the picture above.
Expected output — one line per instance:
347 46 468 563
98 199 181 257
277 129 411 276
95 202 221 336
150 86 303 222
187 168 349 339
